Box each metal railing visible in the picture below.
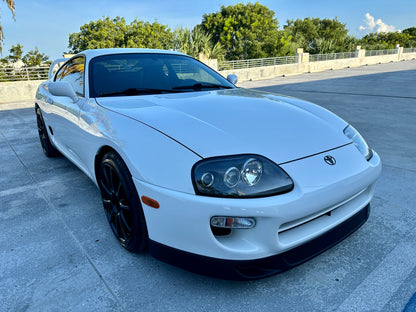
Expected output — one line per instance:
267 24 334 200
403 47 416 53
218 56 296 71
365 49 396 57
0 66 49 82
1 47 415 80
309 52 356 62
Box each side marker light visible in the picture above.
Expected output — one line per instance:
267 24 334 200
141 196 160 209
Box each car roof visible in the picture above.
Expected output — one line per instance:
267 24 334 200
77 48 187 62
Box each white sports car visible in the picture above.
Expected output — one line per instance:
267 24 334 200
35 48 381 280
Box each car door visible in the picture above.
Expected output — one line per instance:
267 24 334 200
48 56 87 166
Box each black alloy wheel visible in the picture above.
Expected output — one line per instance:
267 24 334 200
35 107 60 157
98 151 148 253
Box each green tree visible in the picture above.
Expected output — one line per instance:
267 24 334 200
126 19 173 49
68 16 173 53
201 2 287 60
22 47 49 66
173 26 225 60
403 27 416 38
7 43 23 61
359 32 413 50
0 0 15 53
284 17 356 54
68 16 128 52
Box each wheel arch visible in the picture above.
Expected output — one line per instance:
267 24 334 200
94 145 119 183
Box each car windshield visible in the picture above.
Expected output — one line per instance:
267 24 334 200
89 53 235 98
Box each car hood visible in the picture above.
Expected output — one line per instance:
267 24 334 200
96 88 350 163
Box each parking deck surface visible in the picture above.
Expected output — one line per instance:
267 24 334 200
1 60 416 311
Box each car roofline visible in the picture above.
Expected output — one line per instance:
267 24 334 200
76 48 187 62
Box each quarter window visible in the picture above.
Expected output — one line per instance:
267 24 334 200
55 57 85 96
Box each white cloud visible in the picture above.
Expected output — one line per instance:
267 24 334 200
359 13 398 33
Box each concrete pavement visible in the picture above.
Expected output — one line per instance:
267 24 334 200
1 60 416 311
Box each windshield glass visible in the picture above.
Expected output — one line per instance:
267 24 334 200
89 53 235 97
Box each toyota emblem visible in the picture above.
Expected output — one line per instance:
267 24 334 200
324 155 336 165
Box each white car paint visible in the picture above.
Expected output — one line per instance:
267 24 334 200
35 48 381 278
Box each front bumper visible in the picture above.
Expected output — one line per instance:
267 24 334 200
149 203 370 280
134 145 381 278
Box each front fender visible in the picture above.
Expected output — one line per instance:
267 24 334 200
83 103 202 194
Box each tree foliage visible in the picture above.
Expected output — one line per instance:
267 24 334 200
68 17 173 53
403 27 416 38
22 47 49 66
359 29 416 50
201 2 289 60
7 43 22 61
0 0 15 53
126 19 173 49
66 8 415 62
173 26 225 60
0 44 49 66
284 17 356 54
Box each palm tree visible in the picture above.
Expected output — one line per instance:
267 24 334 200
173 26 225 61
1 0 15 53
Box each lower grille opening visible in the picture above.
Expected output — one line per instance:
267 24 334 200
211 226 231 236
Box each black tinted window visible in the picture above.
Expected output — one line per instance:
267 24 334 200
55 57 85 96
89 53 234 98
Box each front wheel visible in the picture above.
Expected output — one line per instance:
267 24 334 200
36 107 60 157
98 151 148 253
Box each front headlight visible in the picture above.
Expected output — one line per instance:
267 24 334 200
192 154 294 198
343 124 373 161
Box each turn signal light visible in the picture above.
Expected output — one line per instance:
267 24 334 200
210 216 256 229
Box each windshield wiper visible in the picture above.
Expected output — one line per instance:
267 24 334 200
99 88 180 97
172 83 233 90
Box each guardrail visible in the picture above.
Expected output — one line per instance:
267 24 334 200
365 49 396 57
218 56 296 71
218 47 415 70
1 47 415 82
0 67 49 82
309 52 356 62
404 47 416 53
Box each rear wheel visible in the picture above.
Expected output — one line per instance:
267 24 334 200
98 151 148 252
36 107 60 157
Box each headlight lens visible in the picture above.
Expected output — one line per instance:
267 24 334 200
192 154 294 198
343 124 373 160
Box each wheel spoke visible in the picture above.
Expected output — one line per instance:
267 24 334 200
102 199 112 211
115 180 122 197
108 205 116 222
101 166 112 191
108 167 116 191
119 199 129 211
118 214 128 241
114 213 124 240
120 210 132 233
100 180 112 198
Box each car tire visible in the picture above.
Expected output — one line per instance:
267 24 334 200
36 107 60 157
98 151 148 253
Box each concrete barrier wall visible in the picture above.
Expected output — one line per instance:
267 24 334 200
402 53 416 61
1 48 416 103
221 63 301 82
220 50 416 83
0 80 45 104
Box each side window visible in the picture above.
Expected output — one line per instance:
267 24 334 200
55 57 85 96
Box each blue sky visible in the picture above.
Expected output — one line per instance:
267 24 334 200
1 0 415 60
